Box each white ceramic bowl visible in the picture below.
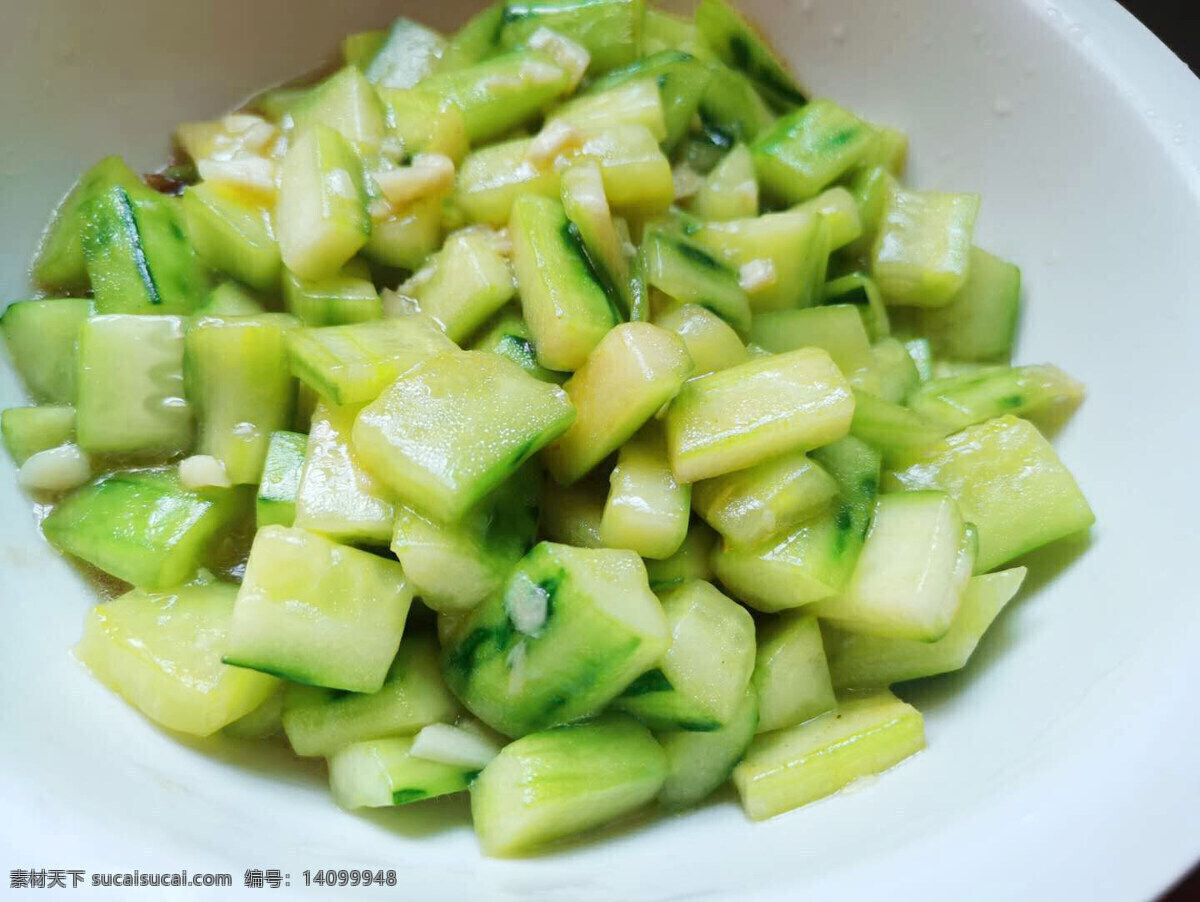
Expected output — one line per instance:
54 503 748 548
2 1 1199 899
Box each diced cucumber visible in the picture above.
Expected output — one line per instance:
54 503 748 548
812 492 974 641
910 246 1022 361
821 272 890 341
377 88 469 163
849 390 951 465
419 50 571 144
908 364 1084 432
697 61 776 146
870 336 921 404
286 316 455 405
413 229 516 342
751 100 875 204
886 415 1095 573
653 303 747 376
665 349 854 483
33 157 144 290
1 406 75 465
842 165 895 259
543 323 692 485
711 436 880 611
905 336 934 382
692 450 838 548
353 351 575 521
644 226 751 333
185 314 297 484
826 567 1026 689
76 314 192 456
282 261 380 326
752 612 835 733
276 124 371 282
391 464 540 613
291 66 388 153
586 51 712 151
695 0 806 110
553 80 667 141
614 579 755 731
282 633 460 756
560 162 634 319
871 186 980 306
222 686 285 740
510 194 619 372
256 430 307 528
657 686 757 809
454 138 562 227
793 186 863 251
599 424 691 559
180 182 281 292
82 184 209 314
224 525 413 693
76 583 278 737
438 2 506 72
498 0 644 73
750 305 876 388
576 125 676 214
330 737 473 809
470 714 666 856
471 308 566 384
362 193 444 271
540 474 608 548
733 690 925 820
343 29 387 69
644 519 717 591
692 144 758 221
862 124 909 174
293 401 394 545
43 468 248 589
365 18 447 89
644 8 706 55
0 297 91 403
249 87 310 123
441 542 668 736
197 281 266 317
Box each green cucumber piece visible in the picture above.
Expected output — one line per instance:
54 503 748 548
438 3 506 72
711 436 881 611
665 348 854 483
454 137 563 227
281 633 460 757
43 468 249 589
695 0 805 109
342 29 387 69
653 303 747 376
692 450 838 548
413 229 516 342
224 525 413 693
842 165 896 259
222 686 285 740
643 9 707 55
76 583 278 737
181 181 281 293
553 80 667 141
560 162 634 319
908 364 1084 432
293 401 394 546
1 406 76 465
692 144 758 222
196 282 266 317
498 0 644 73
0 298 92 403
870 336 921 404
291 66 388 154
543 323 692 485
470 714 666 856
871 186 980 306
752 612 835 733
76 314 192 456
330 736 473 809
353 351 575 521
599 424 691 560
441 542 668 736
751 100 875 204
644 519 717 591
614 579 755 731
825 567 1028 689
886 415 1095 573
861 124 909 174
821 272 891 341
849 390 952 465
697 61 776 146
365 18 446 89
249 87 310 123
376 88 469 163
470 307 566 384
750 305 876 386
539 474 607 548
910 246 1022 361
255 430 307 528
362 194 444 271
586 51 712 151
793 186 863 251
657 686 757 809
185 314 297 484
733 690 924 820
644 226 751 333
575 125 676 214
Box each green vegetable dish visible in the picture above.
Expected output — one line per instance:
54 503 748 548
3 0 1093 857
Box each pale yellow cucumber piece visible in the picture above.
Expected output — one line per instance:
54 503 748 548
657 686 758 810
792 186 863 250
871 186 980 306
599 424 691 560
654 303 748 376
540 475 608 549
413 229 516 343
330 736 473 809
752 612 835 734
551 80 667 140
692 144 758 222
644 519 718 592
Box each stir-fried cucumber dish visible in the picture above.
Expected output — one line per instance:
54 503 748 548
3 0 1093 857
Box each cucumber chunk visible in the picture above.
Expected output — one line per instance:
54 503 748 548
470 714 666 856
574 125 676 214
599 424 691 560
692 144 758 222
826 567 1027 689
441 542 668 736
181 182 281 292
276 124 371 282
657 686 757 809
255 430 307 528
498 0 644 73
362 194 444 271
644 519 717 591
664 348 854 483
752 612 835 733
282 633 460 757
750 305 876 387
1 406 76 465
543 322 693 485
224 525 413 693
471 308 566 384
43 468 248 589
510 194 620 372
905 336 933 382
695 0 806 110
342 30 387 69
553 80 667 141
909 246 1021 361
413 229 516 342
711 436 881 611
585 51 712 151
907 364 1084 432
291 66 389 154
0 297 92 403
822 275 893 343
793 186 863 250
850 390 952 465
539 474 607 548
222 687 285 740
76 583 278 737
376 88 469 163
751 100 875 204
886 415 1095 573
185 314 297 484
697 61 776 147
76 314 192 456
560 162 634 319
733 690 925 820
353 351 575 521
197 281 267 317
842 165 896 259
455 138 563 227
293 401 394 545
653 303 747 376
330 737 473 809
692 450 838 548
871 186 980 306
285 316 455 405
364 18 447 89
644 226 751 333
282 260 380 327
614 579 755 731
870 336 920 404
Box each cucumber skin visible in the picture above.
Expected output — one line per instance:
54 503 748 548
657 686 758 810
0 298 92 404
1 406 76 466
